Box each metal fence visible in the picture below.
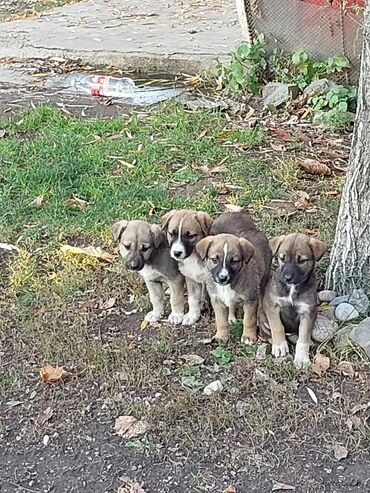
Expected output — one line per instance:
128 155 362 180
244 0 364 80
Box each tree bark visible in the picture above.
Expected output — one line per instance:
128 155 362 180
325 5 370 293
235 0 253 44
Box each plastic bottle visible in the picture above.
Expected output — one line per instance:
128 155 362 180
68 74 136 98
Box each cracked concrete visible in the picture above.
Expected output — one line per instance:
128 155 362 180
0 0 242 74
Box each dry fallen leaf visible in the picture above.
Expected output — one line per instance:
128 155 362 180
36 407 54 426
101 298 116 310
181 354 205 366
115 416 150 439
39 364 66 383
299 159 332 176
351 402 370 414
60 245 115 263
0 242 21 253
306 386 318 404
270 128 294 142
140 319 149 330
30 195 44 207
118 476 146 493
117 159 135 169
312 353 330 377
337 361 355 378
223 486 237 493
294 190 310 210
272 481 295 491
64 197 89 209
334 443 348 461
270 142 286 152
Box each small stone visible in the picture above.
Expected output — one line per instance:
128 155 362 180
253 368 269 382
303 78 337 97
319 304 336 320
330 295 350 307
255 343 271 360
43 435 50 446
262 82 299 109
334 325 353 349
203 380 223 396
349 317 370 357
318 290 336 303
349 288 370 315
335 303 359 322
312 315 338 342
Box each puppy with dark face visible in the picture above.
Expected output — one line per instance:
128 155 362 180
260 233 327 368
161 209 213 325
196 211 272 344
112 220 185 325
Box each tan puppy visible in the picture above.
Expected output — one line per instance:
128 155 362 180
161 209 213 325
261 233 327 368
112 220 185 324
196 211 272 343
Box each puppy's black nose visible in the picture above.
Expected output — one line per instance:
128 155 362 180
217 273 230 284
284 273 293 283
173 250 182 258
130 260 141 270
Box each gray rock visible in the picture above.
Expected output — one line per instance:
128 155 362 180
349 288 370 315
334 325 354 349
256 343 271 361
303 78 337 97
349 317 370 357
180 94 229 111
312 314 338 342
203 380 223 396
330 295 350 307
318 290 337 303
262 82 300 109
335 303 359 322
253 368 269 382
319 304 336 320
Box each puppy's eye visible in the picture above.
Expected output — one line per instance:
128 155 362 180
297 256 307 264
123 243 131 250
210 257 218 264
279 254 285 261
186 232 197 239
141 245 150 252
168 231 176 237
230 258 240 264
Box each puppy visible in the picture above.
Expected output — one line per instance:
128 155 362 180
260 233 327 368
112 220 185 324
196 211 272 343
161 209 213 325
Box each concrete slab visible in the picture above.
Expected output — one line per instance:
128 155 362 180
0 0 242 74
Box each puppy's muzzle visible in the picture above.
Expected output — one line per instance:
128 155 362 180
214 272 231 285
125 258 144 272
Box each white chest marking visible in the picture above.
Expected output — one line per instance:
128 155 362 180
178 252 208 283
139 264 162 282
215 284 240 307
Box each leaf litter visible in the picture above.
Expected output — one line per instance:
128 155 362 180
39 364 68 383
115 416 150 439
312 353 330 377
118 476 145 493
60 245 115 263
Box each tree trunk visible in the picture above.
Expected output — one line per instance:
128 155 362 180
235 0 253 44
325 5 370 294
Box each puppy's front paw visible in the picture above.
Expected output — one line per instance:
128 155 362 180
272 340 289 358
182 312 200 326
241 334 258 345
228 314 237 324
145 311 163 323
294 343 311 369
168 312 184 325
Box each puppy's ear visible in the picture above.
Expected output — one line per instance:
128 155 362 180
112 220 128 242
239 238 254 264
269 235 285 256
196 237 213 260
195 212 213 236
150 224 164 249
309 238 327 261
161 210 175 231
